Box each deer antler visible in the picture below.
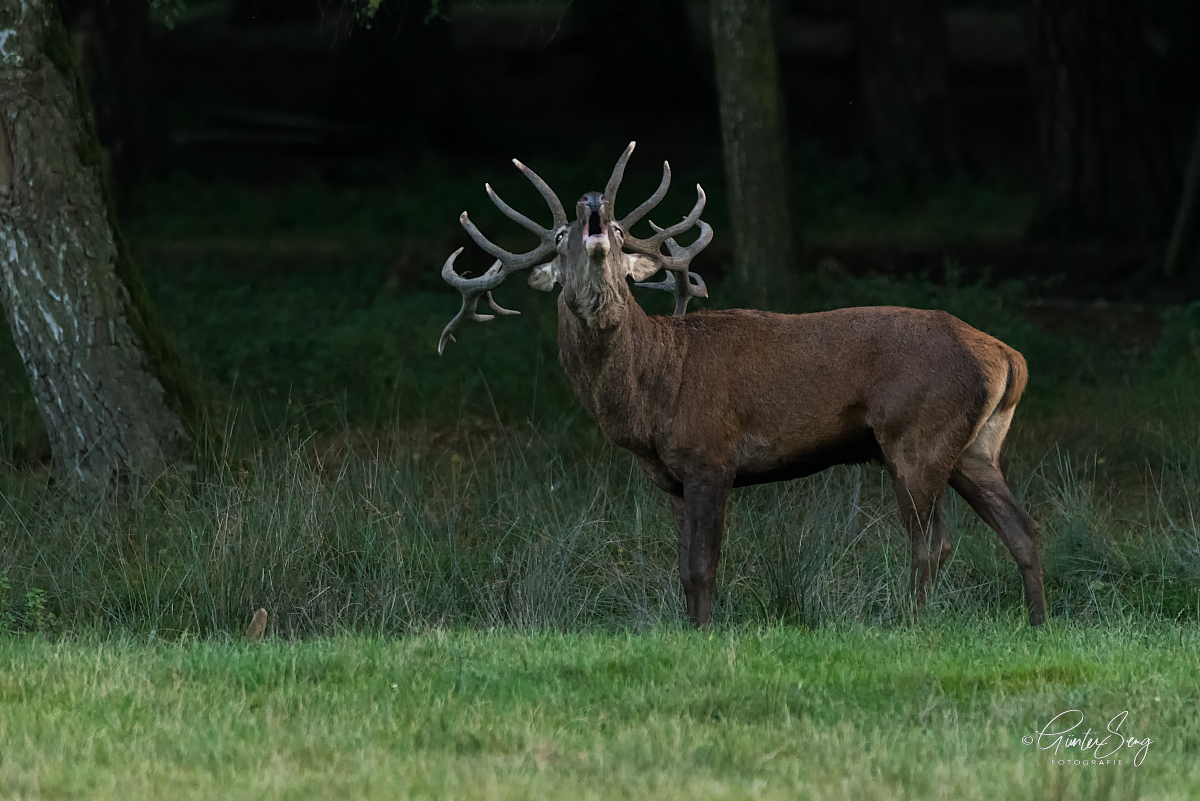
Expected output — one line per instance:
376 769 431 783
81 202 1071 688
605 141 673 232
634 222 710 315
605 142 713 315
438 159 568 355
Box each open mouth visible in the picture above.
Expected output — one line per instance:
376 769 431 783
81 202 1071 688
587 210 604 238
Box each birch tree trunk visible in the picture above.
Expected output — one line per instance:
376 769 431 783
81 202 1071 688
710 0 796 300
0 0 187 487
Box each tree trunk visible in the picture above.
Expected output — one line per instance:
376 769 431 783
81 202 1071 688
60 0 155 195
855 0 959 179
1164 114 1200 279
1026 0 1177 242
710 0 796 301
0 0 189 487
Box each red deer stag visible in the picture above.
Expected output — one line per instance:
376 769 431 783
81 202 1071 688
437 143 1046 627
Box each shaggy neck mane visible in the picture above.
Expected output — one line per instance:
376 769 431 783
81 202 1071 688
563 257 630 330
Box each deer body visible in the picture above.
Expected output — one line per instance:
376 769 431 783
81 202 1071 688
562 297 1014 482
439 143 1046 627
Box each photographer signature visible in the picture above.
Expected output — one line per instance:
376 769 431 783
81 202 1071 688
1022 710 1154 766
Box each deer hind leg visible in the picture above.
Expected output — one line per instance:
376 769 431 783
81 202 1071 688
887 468 952 612
675 473 733 627
950 448 1046 626
875 422 964 613
947 401 1046 625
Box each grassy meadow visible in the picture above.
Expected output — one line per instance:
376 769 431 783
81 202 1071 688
2 150 1200 797
3 625 1198 800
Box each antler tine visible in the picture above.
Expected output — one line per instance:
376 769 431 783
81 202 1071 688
609 146 710 315
624 185 711 270
513 159 568 229
486 183 546 237
634 221 711 315
618 160 671 230
459 211 554 268
634 270 709 316
438 155 567 354
437 250 524 355
654 221 715 278
656 218 714 271
604 141 637 218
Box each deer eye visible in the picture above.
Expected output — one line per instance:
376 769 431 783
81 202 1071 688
612 224 624 239
555 229 566 245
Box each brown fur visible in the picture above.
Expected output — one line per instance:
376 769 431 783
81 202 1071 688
245 607 268 643
556 284 1046 627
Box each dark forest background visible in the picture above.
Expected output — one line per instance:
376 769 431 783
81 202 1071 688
0 0 1197 471
3 0 1200 636
13 0 1193 445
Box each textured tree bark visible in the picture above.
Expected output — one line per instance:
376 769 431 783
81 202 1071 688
1027 0 1177 242
855 0 959 179
0 0 187 486
709 0 796 299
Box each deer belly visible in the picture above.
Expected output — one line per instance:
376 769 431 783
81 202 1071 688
732 429 882 488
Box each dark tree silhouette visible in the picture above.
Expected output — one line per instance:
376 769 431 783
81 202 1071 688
1027 0 1177 241
855 0 960 179
709 0 796 299
1165 116 1200 279
60 0 156 193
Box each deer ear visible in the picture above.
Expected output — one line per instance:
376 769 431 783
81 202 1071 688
625 254 659 282
527 261 559 292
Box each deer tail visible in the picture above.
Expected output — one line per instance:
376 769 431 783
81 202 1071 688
999 348 1028 413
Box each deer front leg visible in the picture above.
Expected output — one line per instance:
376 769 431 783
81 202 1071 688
674 474 733 626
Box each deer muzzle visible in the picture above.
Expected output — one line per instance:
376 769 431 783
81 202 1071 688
579 191 609 258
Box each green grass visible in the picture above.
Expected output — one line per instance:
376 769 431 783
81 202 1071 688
2 624 1197 799
2 410 1199 637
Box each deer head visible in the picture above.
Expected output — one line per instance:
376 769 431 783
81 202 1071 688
437 142 712 353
